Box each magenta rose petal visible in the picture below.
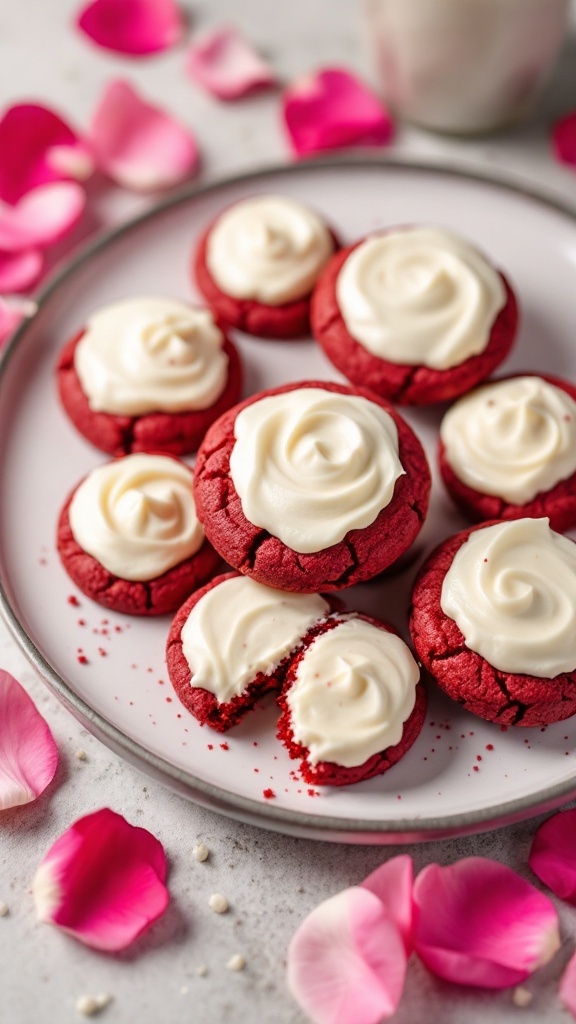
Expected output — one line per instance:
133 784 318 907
287 887 408 1024
0 103 90 205
560 951 576 1018
0 670 58 810
0 183 86 252
529 810 576 903
88 79 199 191
0 249 44 293
552 111 576 169
186 25 276 100
76 0 183 56
282 67 394 158
413 858 560 989
32 808 169 951
361 855 414 953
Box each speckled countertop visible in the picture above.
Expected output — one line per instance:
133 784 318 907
2 2 576 1022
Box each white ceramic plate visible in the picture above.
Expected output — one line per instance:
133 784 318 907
3 159 576 844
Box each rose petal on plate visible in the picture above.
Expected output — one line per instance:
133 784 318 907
287 886 407 1024
76 0 183 56
32 808 169 951
0 249 44 293
361 855 414 953
0 670 58 810
413 858 560 989
552 111 576 169
559 950 576 1018
46 143 95 182
0 103 89 204
186 26 276 100
529 810 576 904
282 67 394 158
89 79 199 191
0 183 86 252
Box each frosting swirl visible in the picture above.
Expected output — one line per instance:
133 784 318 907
205 195 334 305
440 376 576 504
441 518 576 677
287 617 419 767
74 297 229 414
181 577 329 703
69 453 204 581
336 227 506 369
229 388 405 553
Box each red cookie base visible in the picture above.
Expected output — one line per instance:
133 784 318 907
439 373 576 532
311 240 519 405
277 615 427 786
409 523 576 727
193 380 431 593
56 326 243 457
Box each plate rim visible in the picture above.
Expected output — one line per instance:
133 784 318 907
2 154 576 843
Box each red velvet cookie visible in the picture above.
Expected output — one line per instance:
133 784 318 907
57 454 221 616
193 380 431 593
311 234 519 405
166 572 341 732
409 522 576 727
277 614 427 786
439 374 576 532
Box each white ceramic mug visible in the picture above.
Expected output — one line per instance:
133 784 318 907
365 0 569 134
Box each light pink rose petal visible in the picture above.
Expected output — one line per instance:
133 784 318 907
529 810 576 903
288 886 407 1024
0 183 86 252
413 858 560 989
76 0 183 56
560 950 576 1018
361 855 414 953
32 808 169 951
0 670 58 810
282 67 394 158
0 250 44 293
0 103 89 204
186 26 276 100
89 79 199 191
552 111 576 169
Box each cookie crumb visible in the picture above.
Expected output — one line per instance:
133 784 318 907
226 954 245 972
0 903 8 917
196 965 208 977
209 893 228 914
512 986 532 1008
75 993 112 1016
76 749 87 761
193 842 209 862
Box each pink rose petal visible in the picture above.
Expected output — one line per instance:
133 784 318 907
282 67 394 158
0 103 90 204
89 79 199 191
288 886 407 1024
552 111 576 169
361 855 414 954
413 858 560 989
186 26 276 100
0 250 44 293
0 670 58 810
0 183 86 252
32 808 169 951
529 810 576 903
76 0 183 56
560 950 576 1018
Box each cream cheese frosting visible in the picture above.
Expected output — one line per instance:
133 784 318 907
286 617 419 767
440 376 576 504
180 576 329 703
229 388 405 554
68 453 204 581
205 195 334 305
441 518 576 677
74 297 229 415
336 227 506 369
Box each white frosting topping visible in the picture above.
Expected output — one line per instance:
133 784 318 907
69 454 204 581
336 227 506 369
229 388 405 554
287 617 419 767
441 518 576 677
74 297 229 414
181 576 329 703
205 195 334 305
440 376 576 504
